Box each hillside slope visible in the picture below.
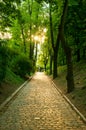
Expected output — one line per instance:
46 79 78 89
54 60 86 117
0 68 24 104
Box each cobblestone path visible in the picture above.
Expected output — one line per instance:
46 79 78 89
0 72 86 130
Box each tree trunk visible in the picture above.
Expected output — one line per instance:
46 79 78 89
44 63 46 72
76 48 80 62
49 2 54 50
35 43 38 61
49 2 60 79
53 49 58 78
21 25 26 53
49 54 53 75
66 49 75 92
76 41 80 62
61 34 74 92
75 38 80 62
29 18 33 59
60 0 75 93
28 0 33 59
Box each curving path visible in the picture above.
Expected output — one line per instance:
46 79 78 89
0 72 86 130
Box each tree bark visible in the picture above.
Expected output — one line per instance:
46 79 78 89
53 48 58 78
44 63 46 72
59 0 75 92
49 1 60 79
21 24 26 53
35 43 38 61
76 40 80 62
76 48 80 62
49 2 54 49
49 53 53 75
28 0 33 59
60 34 74 92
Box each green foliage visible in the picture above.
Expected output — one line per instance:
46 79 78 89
5 67 24 85
64 0 86 62
0 0 85 82
11 19 21 44
11 55 33 78
0 0 23 29
58 65 67 74
69 0 78 6
58 45 66 66
37 41 49 70
0 44 7 83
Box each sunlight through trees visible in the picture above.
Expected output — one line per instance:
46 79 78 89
0 0 86 92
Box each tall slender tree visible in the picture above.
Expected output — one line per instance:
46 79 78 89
49 0 61 78
58 0 75 92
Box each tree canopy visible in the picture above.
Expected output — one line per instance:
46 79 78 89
0 0 86 92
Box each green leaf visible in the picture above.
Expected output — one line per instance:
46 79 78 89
69 0 78 6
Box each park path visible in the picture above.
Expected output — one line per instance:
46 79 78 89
0 72 86 130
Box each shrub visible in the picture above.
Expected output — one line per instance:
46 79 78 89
0 46 7 83
12 55 33 78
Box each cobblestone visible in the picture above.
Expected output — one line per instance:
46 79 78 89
0 72 86 130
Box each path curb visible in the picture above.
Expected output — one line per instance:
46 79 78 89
0 77 32 111
52 81 86 123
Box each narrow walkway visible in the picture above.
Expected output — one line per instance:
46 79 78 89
0 72 86 130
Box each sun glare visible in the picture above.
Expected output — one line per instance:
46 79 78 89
0 32 12 39
34 36 39 41
43 28 47 33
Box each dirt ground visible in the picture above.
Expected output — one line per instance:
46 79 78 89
0 82 23 105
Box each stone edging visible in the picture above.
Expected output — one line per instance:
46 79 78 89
52 81 86 124
0 77 32 111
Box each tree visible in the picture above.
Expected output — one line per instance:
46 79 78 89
65 0 86 62
0 0 37 81
57 0 74 92
0 0 22 30
39 42 49 71
48 0 63 78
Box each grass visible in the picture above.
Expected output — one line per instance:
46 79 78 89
0 68 25 104
54 60 86 117
5 68 24 85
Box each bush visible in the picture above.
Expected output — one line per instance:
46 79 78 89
0 46 7 83
7 47 20 67
11 55 33 78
